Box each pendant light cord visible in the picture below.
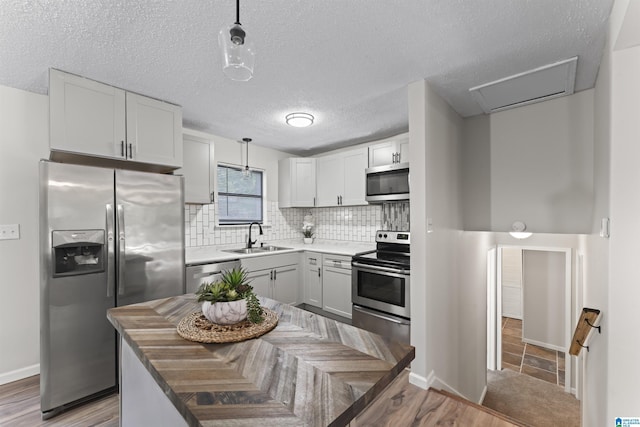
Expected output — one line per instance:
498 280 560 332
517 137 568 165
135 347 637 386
235 0 241 25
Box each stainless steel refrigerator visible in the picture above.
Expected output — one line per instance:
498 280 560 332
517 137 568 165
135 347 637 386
39 160 185 419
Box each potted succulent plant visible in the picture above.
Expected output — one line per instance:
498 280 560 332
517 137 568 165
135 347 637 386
302 228 314 244
195 267 263 324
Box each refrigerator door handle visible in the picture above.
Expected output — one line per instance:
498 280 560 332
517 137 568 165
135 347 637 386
117 204 126 295
106 204 115 297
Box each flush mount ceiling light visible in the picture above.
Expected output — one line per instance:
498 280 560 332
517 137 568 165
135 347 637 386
219 0 255 82
509 221 533 239
285 112 314 128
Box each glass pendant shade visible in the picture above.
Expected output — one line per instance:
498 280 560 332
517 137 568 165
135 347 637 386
219 24 255 82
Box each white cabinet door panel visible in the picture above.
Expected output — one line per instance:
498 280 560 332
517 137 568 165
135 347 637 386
304 253 322 308
368 141 396 167
273 265 299 306
126 92 182 168
247 269 272 299
341 148 367 206
316 155 343 207
50 69 126 159
181 137 212 204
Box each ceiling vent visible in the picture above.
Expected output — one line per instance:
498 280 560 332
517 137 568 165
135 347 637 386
469 57 578 114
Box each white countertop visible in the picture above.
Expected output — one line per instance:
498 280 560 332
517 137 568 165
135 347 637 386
185 239 375 265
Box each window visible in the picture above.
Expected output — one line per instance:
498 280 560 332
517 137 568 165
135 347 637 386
217 165 263 224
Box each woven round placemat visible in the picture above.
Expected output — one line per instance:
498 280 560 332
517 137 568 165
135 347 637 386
176 308 278 344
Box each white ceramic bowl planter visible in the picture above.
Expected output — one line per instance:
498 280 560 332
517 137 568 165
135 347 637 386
202 299 248 325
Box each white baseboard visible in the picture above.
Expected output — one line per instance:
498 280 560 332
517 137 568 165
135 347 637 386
408 370 432 389
478 385 488 405
409 369 486 404
521 338 564 352
0 364 40 385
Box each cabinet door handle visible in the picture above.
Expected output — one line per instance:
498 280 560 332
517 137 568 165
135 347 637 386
121 141 125 157
313 197 316 207
318 268 321 277
128 143 133 159
274 269 277 281
337 195 339 205
210 192 215 203
339 195 343 205
392 153 396 163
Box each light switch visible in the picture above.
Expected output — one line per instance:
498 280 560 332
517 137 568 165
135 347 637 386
0 224 20 240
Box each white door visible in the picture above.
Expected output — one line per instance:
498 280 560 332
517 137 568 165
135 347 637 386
522 250 566 350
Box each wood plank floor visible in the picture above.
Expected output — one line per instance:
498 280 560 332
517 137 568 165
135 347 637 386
1 371 521 426
351 370 525 427
0 375 118 427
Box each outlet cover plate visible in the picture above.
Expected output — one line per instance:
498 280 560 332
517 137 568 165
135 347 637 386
0 224 20 240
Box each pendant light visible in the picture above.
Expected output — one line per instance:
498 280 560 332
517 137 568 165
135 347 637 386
242 138 252 178
219 0 255 82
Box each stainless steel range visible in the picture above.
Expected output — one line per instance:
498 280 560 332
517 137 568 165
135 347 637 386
351 231 410 344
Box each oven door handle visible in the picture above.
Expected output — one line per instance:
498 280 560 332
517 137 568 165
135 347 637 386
353 305 410 325
351 261 409 275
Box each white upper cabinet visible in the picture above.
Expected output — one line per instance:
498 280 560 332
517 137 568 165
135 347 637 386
125 92 182 168
316 147 368 207
179 131 214 204
50 69 126 159
368 134 409 167
49 69 182 169
341 148 368 205
316 155 343 206
279 158 316 208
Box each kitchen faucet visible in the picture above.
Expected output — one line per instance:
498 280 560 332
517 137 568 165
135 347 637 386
247 222 263 249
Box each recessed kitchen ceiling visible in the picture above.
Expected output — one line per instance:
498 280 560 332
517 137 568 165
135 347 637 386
0 1 613 155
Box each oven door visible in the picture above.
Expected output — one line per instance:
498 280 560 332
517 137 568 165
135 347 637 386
351 261 410 318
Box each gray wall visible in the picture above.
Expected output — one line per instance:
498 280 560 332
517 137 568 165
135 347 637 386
462 90 595 234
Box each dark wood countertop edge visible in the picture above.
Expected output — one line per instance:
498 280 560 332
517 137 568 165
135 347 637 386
330 347 415 427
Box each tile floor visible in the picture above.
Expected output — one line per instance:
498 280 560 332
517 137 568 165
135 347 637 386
501 317 565 387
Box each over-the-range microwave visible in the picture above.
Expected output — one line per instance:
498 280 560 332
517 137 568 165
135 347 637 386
365 162 410 203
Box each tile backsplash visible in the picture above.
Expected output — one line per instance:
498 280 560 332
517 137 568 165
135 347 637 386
185 201 410 247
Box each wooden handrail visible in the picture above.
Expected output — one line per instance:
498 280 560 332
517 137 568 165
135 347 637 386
569 307 602 356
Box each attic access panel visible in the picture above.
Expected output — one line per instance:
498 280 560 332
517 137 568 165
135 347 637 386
469 57 578 114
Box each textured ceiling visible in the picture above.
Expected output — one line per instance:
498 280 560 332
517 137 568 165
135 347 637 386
0 1 613 155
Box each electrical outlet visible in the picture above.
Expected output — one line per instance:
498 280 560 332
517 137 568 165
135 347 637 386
0 224 20 240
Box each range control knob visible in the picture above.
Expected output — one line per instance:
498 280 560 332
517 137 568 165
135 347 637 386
383 233 388 238
378 233 382 238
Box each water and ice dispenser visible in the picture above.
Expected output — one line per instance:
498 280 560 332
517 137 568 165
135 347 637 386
51 230 105 277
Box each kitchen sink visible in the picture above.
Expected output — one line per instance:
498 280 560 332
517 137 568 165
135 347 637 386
223 246 292 254
259 245 292 252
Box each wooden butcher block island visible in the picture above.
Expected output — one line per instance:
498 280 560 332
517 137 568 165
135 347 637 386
107 295 415 427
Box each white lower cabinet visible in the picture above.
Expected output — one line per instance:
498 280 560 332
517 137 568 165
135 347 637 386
322 255 353 319
242 253 300 305
303 252 323 308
